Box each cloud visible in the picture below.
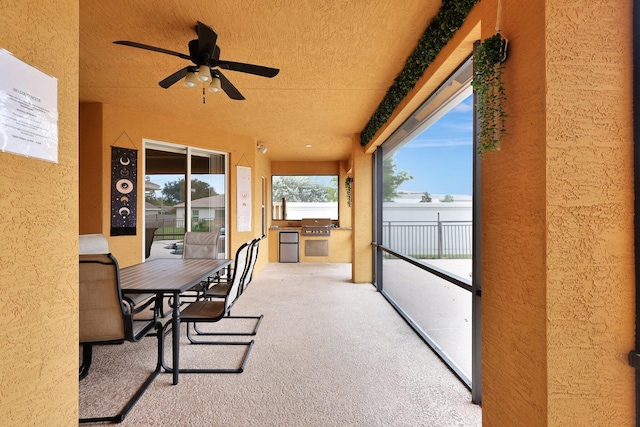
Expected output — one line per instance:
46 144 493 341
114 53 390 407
451 101 474 113
408 136 473 148
438 120 473 133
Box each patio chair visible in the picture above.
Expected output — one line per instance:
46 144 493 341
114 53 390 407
161 240 255 374
179 231 221 301
240 235 263 294
80 234 157 318
202 237 257 300
79 251 163 424
193 237 264 337
79 234 157 320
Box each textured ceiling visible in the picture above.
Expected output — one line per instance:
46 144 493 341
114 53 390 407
79 0 443 162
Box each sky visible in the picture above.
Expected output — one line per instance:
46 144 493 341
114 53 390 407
392 94 474 196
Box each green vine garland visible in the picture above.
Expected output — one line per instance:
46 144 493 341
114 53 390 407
345 176 353 207
471 33 508 155
359 0 480 146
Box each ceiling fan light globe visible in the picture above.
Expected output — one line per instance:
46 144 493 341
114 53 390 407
198 65 212 82
184 71 198 88
208 77 222 93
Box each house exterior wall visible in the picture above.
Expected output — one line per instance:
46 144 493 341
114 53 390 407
0 2 80 425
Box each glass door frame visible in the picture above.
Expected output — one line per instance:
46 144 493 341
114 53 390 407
142 138 229 259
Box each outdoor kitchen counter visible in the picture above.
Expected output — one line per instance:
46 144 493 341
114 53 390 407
268 227 352 263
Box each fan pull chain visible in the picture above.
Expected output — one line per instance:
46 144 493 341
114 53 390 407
202 87 206 104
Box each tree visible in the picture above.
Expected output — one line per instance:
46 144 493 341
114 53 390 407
162 178 217 205
145 192 161 205
383 156 413 202
272 176 330 202
440 194 454 202
420 192 432 202
325 176 338 202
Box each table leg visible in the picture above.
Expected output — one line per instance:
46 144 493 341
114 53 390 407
172 292 181 385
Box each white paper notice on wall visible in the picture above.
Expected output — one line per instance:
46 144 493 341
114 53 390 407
0 48 59 163
236 165 252 232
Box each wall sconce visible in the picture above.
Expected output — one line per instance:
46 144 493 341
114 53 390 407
257 144 267 154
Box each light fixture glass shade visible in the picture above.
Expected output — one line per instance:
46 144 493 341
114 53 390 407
184 71 198 88
208 77 222 93
198 65 212 82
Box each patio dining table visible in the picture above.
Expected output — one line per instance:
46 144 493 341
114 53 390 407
119 258 232 385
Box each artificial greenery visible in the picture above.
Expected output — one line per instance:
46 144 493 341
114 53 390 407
345 176 353 207
471 33 508 155
359 0 480 146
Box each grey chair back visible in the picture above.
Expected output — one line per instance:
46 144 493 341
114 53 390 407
183 232 219 259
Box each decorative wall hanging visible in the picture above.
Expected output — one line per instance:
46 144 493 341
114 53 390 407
236 165 252 232
110 146 138 236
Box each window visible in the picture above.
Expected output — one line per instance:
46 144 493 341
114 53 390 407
144 141 227 259
271 175 338 220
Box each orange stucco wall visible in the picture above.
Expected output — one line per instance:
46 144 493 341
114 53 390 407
0 2 79 426
79 103 104 234
351 138 373 283
544 1 634 423
478 0 635 425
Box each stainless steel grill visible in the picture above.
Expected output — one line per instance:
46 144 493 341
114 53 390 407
301 218 332 236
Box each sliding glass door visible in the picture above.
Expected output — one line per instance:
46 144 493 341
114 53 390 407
144 141 227 259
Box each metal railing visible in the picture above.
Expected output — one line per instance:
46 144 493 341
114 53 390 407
382 220 472 258
146 218 186 240
145 217 225 240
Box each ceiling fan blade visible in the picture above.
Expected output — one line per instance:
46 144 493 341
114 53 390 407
217 60 280 78
159 67 191 89
196 21 217 61
113 40 191 61
215 70 245 100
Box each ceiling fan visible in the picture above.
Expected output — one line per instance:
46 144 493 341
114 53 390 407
114 21 279 100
